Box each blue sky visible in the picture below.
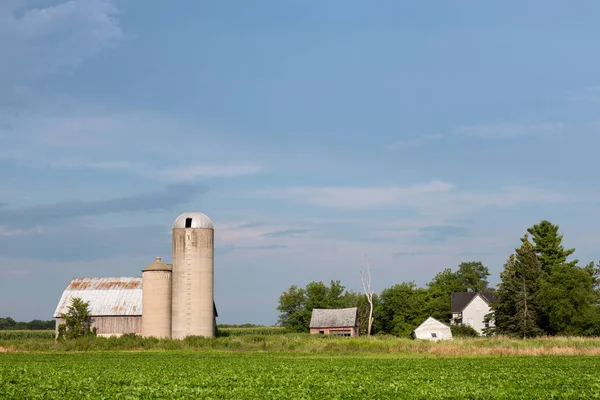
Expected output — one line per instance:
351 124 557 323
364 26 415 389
1 0 599 324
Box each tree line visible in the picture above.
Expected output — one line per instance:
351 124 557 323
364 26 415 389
277 220 600 338
0 317 54 330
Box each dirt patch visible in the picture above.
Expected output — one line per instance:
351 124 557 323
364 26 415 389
0 346 12 353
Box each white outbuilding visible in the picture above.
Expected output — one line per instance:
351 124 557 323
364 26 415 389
412 316 453 341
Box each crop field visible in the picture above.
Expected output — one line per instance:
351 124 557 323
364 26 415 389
1 352 598 399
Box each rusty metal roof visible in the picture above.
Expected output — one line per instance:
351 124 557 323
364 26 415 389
53 277 142 317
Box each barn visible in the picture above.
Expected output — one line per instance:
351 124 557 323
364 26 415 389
309 307 359 337
54 277 142 337
412 316 453 341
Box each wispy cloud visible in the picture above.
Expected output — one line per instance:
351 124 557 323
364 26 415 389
261 228 311 238
0 185 207 228
157 164 262 181
458 123 564 139
253 181 569 213
256 181 454 210
387 134 442 150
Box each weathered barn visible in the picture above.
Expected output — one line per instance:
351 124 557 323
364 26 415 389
309 307 359 336
451 292 498 334
54 211 219 339
54 277 142 337
412 316 453 341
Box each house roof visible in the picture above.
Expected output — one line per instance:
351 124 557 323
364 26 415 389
309 307 358 328
451 292 498 313
54 277 142 318
413 316 451 332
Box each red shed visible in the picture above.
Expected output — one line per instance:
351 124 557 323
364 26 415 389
309 307 359 337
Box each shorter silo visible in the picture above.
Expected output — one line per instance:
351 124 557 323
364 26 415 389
141 257 172 338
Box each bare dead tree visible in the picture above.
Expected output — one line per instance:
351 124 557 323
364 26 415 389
360 254 374 336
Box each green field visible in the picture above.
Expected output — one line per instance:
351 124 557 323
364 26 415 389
1 351 598 399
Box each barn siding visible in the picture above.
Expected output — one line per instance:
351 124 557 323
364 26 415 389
309 326 359 336
55 316 141 337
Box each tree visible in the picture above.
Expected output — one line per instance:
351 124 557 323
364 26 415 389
425 268 465 322
456 261 490 292
276 285 309 332
276 280 349 332
58 297 95 339
526 220 577 274
540 263 596 335
492 235 543 338
376 282 428 337
342 290 380 335
360 255 375 335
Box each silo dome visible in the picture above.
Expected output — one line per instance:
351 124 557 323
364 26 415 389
172 212 213 230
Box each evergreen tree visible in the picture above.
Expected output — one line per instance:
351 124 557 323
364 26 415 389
525 220 577 274
492 236 543 338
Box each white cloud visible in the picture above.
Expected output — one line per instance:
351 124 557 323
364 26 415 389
0 112 264 180
0 225 43 237
158 164 262 181
253 181 568 213
0 0 122 103
458 123 564 139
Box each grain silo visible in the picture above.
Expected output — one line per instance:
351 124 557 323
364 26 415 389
141 257 172 338
171 212 215 339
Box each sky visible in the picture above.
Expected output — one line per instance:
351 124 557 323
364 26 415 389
1 0 600 325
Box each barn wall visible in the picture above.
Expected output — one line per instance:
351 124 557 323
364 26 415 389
309 326 359 337
55 316 141 337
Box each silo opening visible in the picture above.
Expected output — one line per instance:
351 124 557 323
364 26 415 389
185 218 192 228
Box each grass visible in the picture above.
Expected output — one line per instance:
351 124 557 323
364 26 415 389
1 351 598 399
2 329 600 355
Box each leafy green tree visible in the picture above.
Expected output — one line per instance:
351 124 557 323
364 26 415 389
456 261 490 292
58 297 95 340
276 280 349 332
0 317 17 330
492 236 544 338
276 285 309 332
540 263 596 335
425 268 465 322
375 282 428 337
526 220 577 274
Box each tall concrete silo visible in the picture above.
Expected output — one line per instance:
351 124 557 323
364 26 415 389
171 212 215 339
141 257 172 338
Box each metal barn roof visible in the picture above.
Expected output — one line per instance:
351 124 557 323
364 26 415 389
309 307 358 328
53 277 142 318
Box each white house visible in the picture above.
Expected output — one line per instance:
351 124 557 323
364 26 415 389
412 316 453 341
451 292 497 335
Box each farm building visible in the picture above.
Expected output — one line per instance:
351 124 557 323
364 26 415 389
54 212 218 339
54 277 143 337
451 292 498 335
412 316 453 341
309 307 359 336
